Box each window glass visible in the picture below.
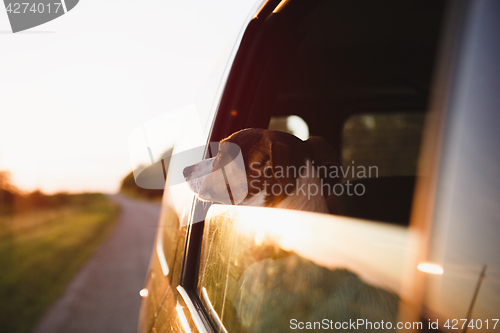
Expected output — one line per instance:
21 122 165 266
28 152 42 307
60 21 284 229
342 113 425 180
197 205 413 332
328 112 425 224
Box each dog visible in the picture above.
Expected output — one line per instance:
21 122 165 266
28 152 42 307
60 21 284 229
183 128 339 213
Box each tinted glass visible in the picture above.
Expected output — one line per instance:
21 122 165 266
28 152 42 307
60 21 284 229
342 113 425 180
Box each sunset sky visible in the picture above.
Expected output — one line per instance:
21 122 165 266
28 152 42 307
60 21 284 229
0 0 259 194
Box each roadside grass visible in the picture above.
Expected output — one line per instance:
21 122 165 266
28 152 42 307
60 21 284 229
0 193 120 333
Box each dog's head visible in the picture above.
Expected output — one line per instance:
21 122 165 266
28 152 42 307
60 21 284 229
183 128 339 208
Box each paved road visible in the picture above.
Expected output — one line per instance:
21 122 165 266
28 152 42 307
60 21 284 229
33 195 161 333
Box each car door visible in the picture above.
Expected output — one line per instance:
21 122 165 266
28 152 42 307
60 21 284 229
140 0 499 332
408 0 500 329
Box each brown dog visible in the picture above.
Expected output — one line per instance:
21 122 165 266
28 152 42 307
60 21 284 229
183 129 339 213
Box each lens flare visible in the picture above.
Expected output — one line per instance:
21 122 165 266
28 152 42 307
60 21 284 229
417 262 444 275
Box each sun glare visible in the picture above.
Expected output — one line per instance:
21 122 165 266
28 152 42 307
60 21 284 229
206 204 411 293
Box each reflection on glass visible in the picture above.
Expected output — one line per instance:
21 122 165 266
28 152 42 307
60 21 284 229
198 205 414 332
234 255 399 332
176 301 192 333
201 287 228 333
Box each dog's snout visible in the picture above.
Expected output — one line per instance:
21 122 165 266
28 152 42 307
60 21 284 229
183 165 195 180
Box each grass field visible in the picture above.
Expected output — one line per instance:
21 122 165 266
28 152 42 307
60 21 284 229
0 193 120 333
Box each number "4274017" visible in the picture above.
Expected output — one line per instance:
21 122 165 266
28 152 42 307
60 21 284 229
6 2 62 14
444 319 499 330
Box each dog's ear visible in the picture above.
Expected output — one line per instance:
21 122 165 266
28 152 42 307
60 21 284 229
305 136 341 185
270 141 304 187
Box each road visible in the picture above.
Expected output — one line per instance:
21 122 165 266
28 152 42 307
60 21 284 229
33 194 161 333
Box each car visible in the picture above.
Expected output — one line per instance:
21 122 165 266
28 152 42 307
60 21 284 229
138 0 500 332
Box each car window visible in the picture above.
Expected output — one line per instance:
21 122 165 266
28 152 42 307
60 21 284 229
324 112 425 224
342 113 425 180
197 205 412 333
